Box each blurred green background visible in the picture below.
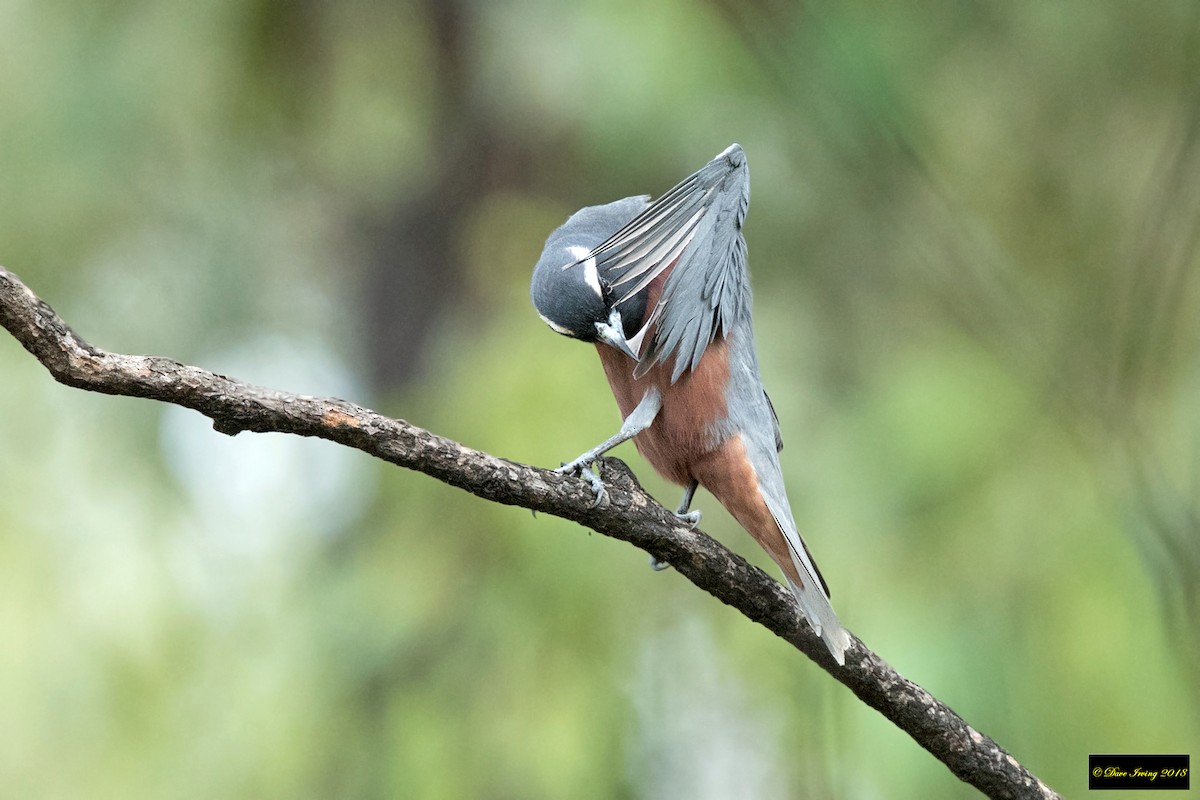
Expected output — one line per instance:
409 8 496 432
2 1 1198 797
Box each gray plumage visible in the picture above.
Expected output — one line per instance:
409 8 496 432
725 321 847 659
577 144 751 383
530 196 650 341
534 144 849 664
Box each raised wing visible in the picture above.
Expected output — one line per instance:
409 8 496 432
574 144 752 383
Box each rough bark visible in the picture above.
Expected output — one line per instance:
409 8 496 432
0 265 1060 800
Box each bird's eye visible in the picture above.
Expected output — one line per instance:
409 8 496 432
599 276 616 304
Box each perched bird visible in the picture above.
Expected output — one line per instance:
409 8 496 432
530 144 850 665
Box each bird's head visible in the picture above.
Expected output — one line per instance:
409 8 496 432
530 198 649 361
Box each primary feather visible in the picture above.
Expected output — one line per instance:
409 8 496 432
574 144 751 383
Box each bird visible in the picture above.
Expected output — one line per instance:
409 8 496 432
530 143 850 665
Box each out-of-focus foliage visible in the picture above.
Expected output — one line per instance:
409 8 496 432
2 1 1198 797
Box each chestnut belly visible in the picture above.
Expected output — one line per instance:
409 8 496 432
595 336 732 486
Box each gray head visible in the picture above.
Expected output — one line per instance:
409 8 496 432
532 143 750 367
530 196 650 359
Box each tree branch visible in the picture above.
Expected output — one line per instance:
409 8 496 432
0 265 1060 800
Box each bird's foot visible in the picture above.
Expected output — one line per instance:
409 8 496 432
673 509 702 529
650 509 699 572
556 458 607 509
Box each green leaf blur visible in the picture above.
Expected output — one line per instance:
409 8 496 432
1 1 1197 797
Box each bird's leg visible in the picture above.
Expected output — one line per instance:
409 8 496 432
674 480 701 527
650 479 701 572
556 387 662 508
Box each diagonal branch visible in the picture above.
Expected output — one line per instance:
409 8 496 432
0 265 1060 800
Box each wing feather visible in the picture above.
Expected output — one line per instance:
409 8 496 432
571 145 752 383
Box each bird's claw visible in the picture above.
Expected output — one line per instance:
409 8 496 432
652 508 700 571
579 466 607 509
557 459 608 509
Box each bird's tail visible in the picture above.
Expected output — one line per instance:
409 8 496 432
761 490 851 665
779 522 851 665
786 575 851 666
699 430 851 665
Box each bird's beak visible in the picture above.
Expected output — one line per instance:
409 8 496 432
594 308 640 361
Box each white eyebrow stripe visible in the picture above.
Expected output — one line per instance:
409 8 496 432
567 245 603 298
538 311 574 336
